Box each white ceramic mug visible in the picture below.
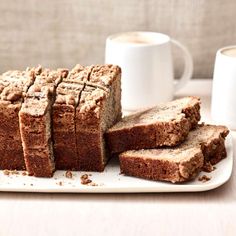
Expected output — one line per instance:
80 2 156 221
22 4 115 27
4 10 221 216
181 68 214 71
105 31 193 110
211 45 236 129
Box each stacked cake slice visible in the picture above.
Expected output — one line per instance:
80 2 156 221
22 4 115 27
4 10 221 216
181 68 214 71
119 125 228 183
106 97 200 153
106 97 229 183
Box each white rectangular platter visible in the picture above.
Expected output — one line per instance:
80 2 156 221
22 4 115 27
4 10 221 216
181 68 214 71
0 134 233 193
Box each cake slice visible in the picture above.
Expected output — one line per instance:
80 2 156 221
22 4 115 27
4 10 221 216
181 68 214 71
106 97 201 153
119 124 229 183
69 64 122 125
88 64 122 125
0 69 36 170
19 68 68 177
52 66 88 170
74 65 122 171
75 85 110 171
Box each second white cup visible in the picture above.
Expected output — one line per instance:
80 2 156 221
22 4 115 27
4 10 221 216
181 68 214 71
105 31 193 111
212 45 236 130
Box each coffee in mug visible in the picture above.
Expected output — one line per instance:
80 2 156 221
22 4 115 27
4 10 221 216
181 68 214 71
221 47 236 57
105 32 193 111
111 32 162 45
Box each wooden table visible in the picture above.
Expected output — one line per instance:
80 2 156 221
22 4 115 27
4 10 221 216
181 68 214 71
0 80 235 236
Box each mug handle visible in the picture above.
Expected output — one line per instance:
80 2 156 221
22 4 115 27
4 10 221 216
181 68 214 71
171 39 193 92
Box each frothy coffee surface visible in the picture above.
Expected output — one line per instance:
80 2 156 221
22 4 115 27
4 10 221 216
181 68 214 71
222 47 236 57
112 33 161 45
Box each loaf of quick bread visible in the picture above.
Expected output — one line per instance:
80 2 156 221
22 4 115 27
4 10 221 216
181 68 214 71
0 64 122 177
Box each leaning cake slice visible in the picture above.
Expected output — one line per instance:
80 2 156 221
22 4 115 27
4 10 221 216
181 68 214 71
19 69 68 177
106 97 201 153
119 124 229 183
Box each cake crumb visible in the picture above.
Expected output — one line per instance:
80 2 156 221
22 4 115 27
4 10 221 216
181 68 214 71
65 170 73 179
3 169 20 176
89 182 98 186
80 174 99 186
22 171 28 176
202 162 216 173
198 175 211 182
80 174 92 185
12 170 19 175
3 170 10 176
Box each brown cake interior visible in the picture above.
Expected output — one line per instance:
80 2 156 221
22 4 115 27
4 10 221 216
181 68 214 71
0 70 36 170
106 97 200 153
19 69 68 177
0 64 123 176
119 124 229 183
53 80 84 170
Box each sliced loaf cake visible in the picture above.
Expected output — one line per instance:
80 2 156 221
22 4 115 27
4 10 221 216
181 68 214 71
0 69 36 170
19 69 68 177
106 97 201 153
119 124 229 183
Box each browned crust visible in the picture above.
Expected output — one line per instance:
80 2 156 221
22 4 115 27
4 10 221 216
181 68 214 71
182 98 201 129
119 125 229 183
25 149 54 177
106 97 201 154
0 69 37 170
20 112 55 177
53 103 79 170
76 130 104 171
201 128 229 165
0 104 26 170
0 148 25 170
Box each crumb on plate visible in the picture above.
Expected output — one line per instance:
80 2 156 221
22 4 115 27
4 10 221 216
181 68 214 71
65 170 73 179
198 175 211 183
